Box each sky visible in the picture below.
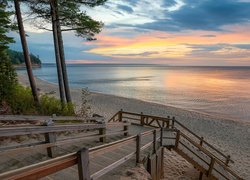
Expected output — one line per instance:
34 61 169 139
9 0 250 66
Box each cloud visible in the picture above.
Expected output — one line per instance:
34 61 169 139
113 0 250 32
111 51 159 57
200 35 217 37
117 5 134 13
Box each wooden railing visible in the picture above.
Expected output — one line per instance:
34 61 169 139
0 121 130 158
109 110 233 165
109 110 242 180
0 129 162 180
168 129 242 180
0 115 102 126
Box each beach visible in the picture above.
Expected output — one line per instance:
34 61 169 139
18 73 250 179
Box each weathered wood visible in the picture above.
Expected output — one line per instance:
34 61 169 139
98 122 106 143
199 172 203 180
0 123 105 137
123 121 129 136
174 130 180 149
225 155 230 166
156 147 163 180
160 128 163 146
175 148 208 176
172 117 175 128
153 129 157 153
44 132 57 158
0 131 128 156
160 147 164 178
140 112 144 125
136 134 141 164
148 154 157 180
207 157 215 178
0 152 77 180
91 152 135 180
77 148 90 180
200 137 204 146
118 109 123 122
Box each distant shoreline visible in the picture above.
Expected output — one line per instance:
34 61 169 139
14 64 41 69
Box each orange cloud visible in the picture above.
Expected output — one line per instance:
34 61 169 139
82 28 250 62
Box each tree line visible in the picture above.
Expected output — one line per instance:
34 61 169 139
0 0 107 108
7 49 41 65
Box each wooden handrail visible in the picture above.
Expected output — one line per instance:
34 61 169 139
0 129 160 180
116 111 233 164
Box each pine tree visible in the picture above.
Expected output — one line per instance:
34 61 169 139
25 0 107 103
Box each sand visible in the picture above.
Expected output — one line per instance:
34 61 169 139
18 73 250 179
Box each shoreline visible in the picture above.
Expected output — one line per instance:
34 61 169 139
18 72 249 125
17 73 250 178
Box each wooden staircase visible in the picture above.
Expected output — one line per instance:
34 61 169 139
109 110 243 180
0 111 243 180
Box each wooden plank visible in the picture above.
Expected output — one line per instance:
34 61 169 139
207 157 215 178
0 115 100 122
148 154 157 180
156 148 162 180
0 131 128 156
98 122 106 143
77 148 90 180
153 130 157 153
136 134 141 164
179 141 210 165
0 153 77 179
175 148 208 176
44 132 57 158
0 123 105 137
123 121 129 136
91 152 135 180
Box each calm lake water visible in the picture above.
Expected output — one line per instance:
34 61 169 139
19 64 250 122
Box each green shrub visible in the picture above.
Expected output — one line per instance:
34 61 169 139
39 95 75 116
6 84 75 116
8 85 37 114
0 52 17 103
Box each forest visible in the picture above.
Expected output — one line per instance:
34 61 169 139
7 49 41 65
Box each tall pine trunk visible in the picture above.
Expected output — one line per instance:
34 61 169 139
14 0 40 105
50 0 66 105
55 4 72 103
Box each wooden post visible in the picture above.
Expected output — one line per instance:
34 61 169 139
200 137 204 146
77 148 90 180
161 121 165 128
199 172 203 180
123 120 129 136
160 147 164 178
207 157 215 178
167 116 170 128
153 129 157 154
172 117 175 129
140 112 144 126
225 155 230 166
118 109 123 122
44 119 57 158
160 128 163 146
174 130 180 149
99 121 106 143
136 134 141 164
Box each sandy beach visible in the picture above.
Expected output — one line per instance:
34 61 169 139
18 73 250 179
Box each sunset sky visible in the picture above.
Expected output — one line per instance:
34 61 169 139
10 0 250 65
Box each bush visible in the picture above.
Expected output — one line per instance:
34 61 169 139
40 95 75 116
0 52 17 103
8 85 37 114
6 84 75 116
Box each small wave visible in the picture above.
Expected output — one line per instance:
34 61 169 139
76 76 153 84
